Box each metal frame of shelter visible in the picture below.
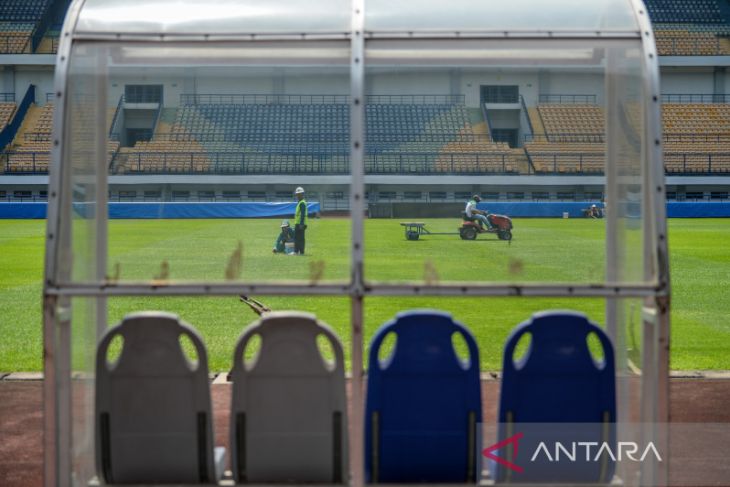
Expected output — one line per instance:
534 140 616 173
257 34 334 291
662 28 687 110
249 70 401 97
43 0 670 486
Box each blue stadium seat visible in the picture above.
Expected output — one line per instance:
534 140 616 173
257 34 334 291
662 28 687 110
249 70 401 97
365 310 482 483
493 311 616 483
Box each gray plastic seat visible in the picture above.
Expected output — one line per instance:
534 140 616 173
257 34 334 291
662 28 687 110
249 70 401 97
230 311 348 483
95 312 225 484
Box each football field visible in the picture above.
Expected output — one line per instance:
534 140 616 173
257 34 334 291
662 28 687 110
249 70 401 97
1 218 729 371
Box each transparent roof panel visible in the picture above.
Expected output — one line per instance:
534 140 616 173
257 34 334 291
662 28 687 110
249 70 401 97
365 0 640 34
75 0 640 38
76 0 351 36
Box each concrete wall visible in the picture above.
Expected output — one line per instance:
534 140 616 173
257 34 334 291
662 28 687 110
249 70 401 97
11 66 54 105
367 70 451 96
660 67 716 94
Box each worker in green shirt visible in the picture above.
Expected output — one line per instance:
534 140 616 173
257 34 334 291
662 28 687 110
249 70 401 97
294 186 308 255
273 220 295 254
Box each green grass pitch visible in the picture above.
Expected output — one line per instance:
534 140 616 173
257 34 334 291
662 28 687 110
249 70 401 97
1 218 729 371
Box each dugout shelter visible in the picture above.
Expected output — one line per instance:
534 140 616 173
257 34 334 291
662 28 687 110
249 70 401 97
43 0 670 486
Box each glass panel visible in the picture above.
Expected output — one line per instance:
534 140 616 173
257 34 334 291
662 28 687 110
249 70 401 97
63 41 351 285
366 0 639 33
363 38 652 285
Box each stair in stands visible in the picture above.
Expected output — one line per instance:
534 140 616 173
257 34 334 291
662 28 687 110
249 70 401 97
11 104 42 149
527 107 546 136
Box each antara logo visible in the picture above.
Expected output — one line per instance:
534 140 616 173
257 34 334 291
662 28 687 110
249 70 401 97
482 432 663 473
530 441 663 463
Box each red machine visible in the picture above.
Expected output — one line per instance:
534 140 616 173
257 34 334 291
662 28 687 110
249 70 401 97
459 213 513 241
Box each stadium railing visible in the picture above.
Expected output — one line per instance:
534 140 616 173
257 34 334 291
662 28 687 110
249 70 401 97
661 93 730 103
524 133 605 143
109 94 123 138
115 151 517 175
527 153 604 174
179 93 465 105
663 133 730 143
2 151 50 174
366 94 465 105
537 94 598 104
181 93 351 105
664 152 730 174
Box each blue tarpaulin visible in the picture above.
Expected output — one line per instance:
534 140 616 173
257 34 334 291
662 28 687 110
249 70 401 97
476 201 730 218
1 201 729 218
666 202 730 218
476 202 593 218
0 202 321 219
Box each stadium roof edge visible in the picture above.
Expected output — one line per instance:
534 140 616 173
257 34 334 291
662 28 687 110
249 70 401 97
659 56 730 67
0 55 57 66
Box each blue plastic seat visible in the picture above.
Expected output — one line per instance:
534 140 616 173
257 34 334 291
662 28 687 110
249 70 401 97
493 311 616 483
365 310 482 483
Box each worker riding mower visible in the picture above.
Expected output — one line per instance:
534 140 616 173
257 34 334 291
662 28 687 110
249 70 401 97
460 212 513 241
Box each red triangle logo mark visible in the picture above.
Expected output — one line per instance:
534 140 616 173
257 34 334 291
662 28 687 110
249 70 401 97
482 432 524 473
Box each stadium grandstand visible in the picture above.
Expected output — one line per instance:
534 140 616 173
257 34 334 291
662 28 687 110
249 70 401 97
0 0 727 211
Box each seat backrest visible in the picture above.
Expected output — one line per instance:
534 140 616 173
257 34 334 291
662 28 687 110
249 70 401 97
494 311 616 483
365 310 482 483
230 311 348 483
95 312 218 484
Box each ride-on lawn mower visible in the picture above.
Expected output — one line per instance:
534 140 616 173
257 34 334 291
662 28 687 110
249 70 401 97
460 212 513 241
400 212 513 241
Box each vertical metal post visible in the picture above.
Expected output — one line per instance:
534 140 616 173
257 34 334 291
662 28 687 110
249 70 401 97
604 47 635 487
628 1 671 486
42 295 59 487
95 47 108 342
349 1 366 486
43 2 85 484
604 49 621 352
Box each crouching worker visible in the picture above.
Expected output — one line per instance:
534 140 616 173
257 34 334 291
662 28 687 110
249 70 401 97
273 220 296 254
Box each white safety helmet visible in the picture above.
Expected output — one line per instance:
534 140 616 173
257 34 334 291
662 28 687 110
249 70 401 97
294 186 305 194
281 220 290 227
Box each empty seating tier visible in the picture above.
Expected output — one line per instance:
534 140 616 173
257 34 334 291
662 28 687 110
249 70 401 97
0 102 17 131
0 0 50 54
662 103 730 174
654 27 730 56
117 96 516 175
537 104 604 136
3 103 120 174
644 0 727 24
4 97 728 176
525 101 730 174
